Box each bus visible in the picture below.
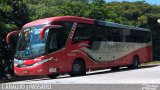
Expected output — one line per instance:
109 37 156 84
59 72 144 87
6 16 152 78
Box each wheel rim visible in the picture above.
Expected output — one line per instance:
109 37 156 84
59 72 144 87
73 64 80 72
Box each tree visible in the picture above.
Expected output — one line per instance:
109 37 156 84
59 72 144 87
1 0 160 60
0 0 30 37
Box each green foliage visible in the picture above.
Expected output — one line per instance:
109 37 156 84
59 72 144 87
88 0 108 20
1 0 160 60
26 0 107 20
57 1 90 17
0 0 30 37
27 0 66 19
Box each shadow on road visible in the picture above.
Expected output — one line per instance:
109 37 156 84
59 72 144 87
1 64 159 83
86 65 159 76
0 76 48 83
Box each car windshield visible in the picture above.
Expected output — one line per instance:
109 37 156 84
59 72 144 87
15 25 49 60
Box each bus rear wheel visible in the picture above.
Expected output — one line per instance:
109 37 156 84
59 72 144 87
128 56 139 69
70 60 86 77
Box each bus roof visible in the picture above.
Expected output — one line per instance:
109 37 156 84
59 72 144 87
96 20 150 31
23 16 94 28
23 16 149 31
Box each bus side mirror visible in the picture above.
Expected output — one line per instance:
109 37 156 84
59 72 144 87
40 25 62 40
6 30 20 44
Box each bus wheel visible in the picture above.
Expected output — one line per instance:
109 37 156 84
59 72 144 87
48 74 59 79
128 56 139 69
70 60 86 77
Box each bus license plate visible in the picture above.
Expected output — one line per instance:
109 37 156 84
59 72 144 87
23 70 28 74
49 68 57 73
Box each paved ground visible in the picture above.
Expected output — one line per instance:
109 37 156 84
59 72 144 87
4 65 160 84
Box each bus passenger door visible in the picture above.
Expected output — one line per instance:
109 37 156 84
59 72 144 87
46 27 66 74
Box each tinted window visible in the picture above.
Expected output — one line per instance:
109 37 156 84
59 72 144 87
47 21 73 53
72 23 92 43
123 29 151 43
93 26 106 41
93 25 122 42
143 31 151 43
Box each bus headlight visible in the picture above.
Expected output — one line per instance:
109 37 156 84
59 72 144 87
14 59 23 66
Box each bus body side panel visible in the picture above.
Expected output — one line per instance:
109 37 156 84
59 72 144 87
64 40 152 72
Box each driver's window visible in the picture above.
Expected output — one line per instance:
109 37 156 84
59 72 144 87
49 33 57 50
48 29 60 53
72 23 92 43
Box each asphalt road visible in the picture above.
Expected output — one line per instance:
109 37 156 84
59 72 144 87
4 65 160 84
1 65 160 90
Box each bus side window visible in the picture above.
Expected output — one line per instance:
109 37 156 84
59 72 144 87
124 30 151 43
111 29 122 42
49 33 58 50
72 23 92 43
93 26 103 41
105 27 122 42
122 29 130 42
93 26 123 42
48 30 58 53
48 28 62 53
144 32 151 43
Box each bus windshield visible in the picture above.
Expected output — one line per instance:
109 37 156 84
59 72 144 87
15 22 73 60
15 25 48 60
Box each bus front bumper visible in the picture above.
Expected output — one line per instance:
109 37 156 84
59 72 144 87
14 64 49 76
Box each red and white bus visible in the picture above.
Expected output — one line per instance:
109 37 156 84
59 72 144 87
6 16 152 78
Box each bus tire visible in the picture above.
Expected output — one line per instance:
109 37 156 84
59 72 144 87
48 74 59 79
70 60 86 77
128 56 139 69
